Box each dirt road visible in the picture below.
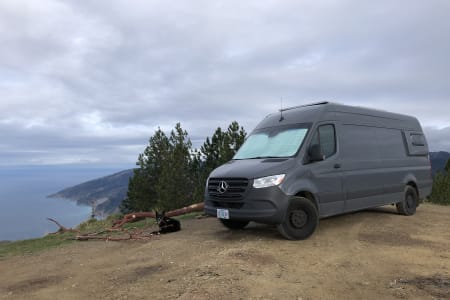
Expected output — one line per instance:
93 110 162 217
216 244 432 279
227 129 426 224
1 203 449 300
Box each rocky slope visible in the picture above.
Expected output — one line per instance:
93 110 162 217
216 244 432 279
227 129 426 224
48 169 134 216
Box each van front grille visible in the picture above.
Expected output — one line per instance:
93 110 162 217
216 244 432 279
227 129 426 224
212 201 244 209
207 178 249 201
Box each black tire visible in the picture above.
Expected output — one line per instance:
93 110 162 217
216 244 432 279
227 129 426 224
220 219 249 230
396 185 418 216
277 197 319 240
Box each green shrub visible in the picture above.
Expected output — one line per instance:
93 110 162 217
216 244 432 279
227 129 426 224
0 233 74 258
428 158 450 205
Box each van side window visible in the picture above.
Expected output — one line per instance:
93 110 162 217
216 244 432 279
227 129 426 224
311 124 336 158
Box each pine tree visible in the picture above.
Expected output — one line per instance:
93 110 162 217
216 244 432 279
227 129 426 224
224 121 247 161
190 149 206 203
193 121 247 201
429 158 450 205
156 123 193 210
120 168 155 213
201 127 225 172
200 121 246 172
122 121 247 212
120 128 170 213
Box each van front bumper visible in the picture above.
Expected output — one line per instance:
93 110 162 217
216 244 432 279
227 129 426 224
204 185 290 224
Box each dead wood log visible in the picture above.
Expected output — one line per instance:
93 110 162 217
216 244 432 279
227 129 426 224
111 202 205 229
165 202 205 217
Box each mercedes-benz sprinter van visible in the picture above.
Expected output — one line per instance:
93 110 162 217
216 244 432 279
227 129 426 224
204 102 433 240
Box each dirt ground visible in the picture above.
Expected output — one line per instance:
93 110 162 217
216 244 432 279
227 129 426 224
1 203 449 300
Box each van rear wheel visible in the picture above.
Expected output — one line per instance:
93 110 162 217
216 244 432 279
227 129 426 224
277 197 318 240
396 186 418 216
220 219 249 230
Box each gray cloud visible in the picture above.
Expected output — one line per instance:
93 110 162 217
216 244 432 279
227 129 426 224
423 127 450 152
1 0 450 166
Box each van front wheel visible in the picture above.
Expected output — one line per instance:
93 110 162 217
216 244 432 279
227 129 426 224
396 186 418 216
277 197 318 240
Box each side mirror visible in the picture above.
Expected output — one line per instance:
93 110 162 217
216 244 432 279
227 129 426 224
309 144 324 162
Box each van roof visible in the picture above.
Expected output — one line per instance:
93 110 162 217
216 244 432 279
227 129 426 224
255 101 421 131
280 101 330 112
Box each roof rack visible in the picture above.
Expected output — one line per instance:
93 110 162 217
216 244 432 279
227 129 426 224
279 101 329 112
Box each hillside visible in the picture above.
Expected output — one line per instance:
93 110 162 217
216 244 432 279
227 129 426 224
48 169 134 216
430 151 450 175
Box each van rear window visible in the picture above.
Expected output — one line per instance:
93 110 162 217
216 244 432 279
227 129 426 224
411 134 425 146
403 131 428 156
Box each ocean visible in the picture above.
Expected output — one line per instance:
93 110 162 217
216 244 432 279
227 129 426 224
0 165 131 241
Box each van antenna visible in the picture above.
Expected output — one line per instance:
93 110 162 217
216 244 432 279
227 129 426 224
279 97 284 122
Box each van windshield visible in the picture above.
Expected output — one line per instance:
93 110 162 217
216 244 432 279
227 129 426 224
233 124 310 159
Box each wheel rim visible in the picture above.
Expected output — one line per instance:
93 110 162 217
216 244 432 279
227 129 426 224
290 209 308 228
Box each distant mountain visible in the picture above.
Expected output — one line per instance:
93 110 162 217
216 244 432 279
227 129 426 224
48 169 134 216
430 151 450 176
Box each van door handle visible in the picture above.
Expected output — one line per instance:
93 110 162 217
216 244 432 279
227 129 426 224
334 163 341 169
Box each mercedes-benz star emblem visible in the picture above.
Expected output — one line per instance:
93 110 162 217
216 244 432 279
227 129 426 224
217 180 229 194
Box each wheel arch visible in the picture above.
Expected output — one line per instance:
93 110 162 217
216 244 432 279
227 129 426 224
406 180 418 196
403 173 420 199
294 190 319 214
283 178 320 219
403 174 419 198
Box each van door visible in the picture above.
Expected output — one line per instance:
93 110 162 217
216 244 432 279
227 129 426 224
307 122 345 217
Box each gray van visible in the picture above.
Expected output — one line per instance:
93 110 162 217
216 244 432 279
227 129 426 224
204 102 433 240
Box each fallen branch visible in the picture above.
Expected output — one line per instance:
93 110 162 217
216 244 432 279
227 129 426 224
47 203 204 241
111 212 155 228
47 218 79 234
47 218 155 241
111 202 205 229
47 202 205 241
74 231 132 241
73 226 162 241
165 202 205 218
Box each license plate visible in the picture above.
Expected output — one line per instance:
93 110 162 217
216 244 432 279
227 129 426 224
217 209 230 219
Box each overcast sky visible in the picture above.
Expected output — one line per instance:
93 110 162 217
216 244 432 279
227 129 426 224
1 0 449 166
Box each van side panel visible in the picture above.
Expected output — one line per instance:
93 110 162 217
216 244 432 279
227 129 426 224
335 111 431 212
339 124 387 211
375 127 412 201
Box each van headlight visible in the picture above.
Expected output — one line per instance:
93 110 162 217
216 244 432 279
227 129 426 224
253 174 285 189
